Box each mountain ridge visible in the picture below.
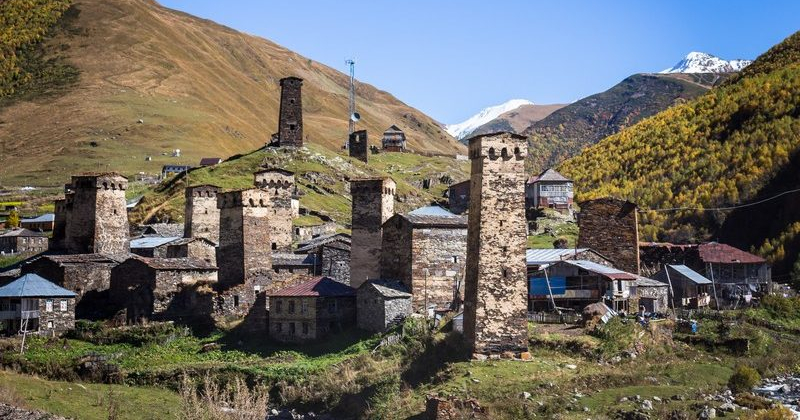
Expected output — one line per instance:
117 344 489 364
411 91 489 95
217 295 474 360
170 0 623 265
660 51 752 74
445 99 534 140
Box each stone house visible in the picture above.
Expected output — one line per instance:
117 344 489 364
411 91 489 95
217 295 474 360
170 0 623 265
295 233 351 285
20 214 55 232
129 236 181 258
631 276 670 314
380 206 467 313
21 254 120 317
529 260 637 312
447 180 470 215
271 252 318 281
381 125 406 152
526 168 574 215
110 256 218 323
652 264 712 309
0 228 48 254
0 273 76 336
356 279 411 333
165 237 217 265
269 277 356 343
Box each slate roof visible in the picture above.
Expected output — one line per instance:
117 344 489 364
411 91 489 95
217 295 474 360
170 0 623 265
295 233 351 253
33 254 122 265
634 276 668 288
666 264 712 285
270 276 356 297
527 168 572 184
165 237 217 247
271 252 318 266
398 206 467 227
21 214 55 223
129 256 217 271
0 273 76 298
360 279 411 298
141 223 185 237
130 236 181 249
561 260 638 280
199 157 223 166
698 242 766 264
0 228 47 238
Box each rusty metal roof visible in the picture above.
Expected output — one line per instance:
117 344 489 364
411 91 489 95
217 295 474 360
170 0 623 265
698 242 766 264
269 276 355 297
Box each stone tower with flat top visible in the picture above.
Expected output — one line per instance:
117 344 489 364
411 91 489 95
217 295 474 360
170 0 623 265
278 77 304 147
463 132 529 355
184 185 220 243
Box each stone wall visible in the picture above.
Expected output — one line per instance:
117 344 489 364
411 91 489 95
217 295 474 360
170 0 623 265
166 240 217 265
577 198 640 274
633 285 669 313
0 236 48 254
277 77 303 147
350 178 395 288
448 180 470 215
37 296 75 335
65 174 129 255
348 130 369 163
269 296 318 342
22 256 116 313
320 245 350 285
51 198 67 250
463 132 529 355
357 286 411 332
379 216 413 285
184 185 220 243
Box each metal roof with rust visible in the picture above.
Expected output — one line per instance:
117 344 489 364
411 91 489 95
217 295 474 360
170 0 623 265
698 242 766 264
561 260 638 280
269 276 356 297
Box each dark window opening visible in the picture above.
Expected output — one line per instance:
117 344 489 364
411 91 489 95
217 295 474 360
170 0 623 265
302 322 309 335
289 124 297 131
233 295 240 307
272 243 277 250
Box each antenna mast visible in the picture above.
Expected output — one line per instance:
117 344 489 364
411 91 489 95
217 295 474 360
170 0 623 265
346 59 359 136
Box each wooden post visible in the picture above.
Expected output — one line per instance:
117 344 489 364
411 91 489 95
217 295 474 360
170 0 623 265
708 263 721 310
664 264 676 318
543 267 560 315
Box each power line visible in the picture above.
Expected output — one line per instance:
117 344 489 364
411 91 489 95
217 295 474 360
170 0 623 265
637 187 800 213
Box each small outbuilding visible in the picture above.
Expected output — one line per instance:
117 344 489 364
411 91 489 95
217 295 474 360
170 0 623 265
269 277 356 343
0 273 76 336
632 276 669 314
652 264 712 309
357 279 412 333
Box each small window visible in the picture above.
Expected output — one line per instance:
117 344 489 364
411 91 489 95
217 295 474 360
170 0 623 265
452 256 458 263
60 300 67 312
502 268 508 278
499 220 504 227
275 300 282 314
254 285 261 292
276 322 282 333
272 243 277 250
302 322 309 335
47 321 54 329
45 299 53 312
301 300 308 314
328 301 337 314
289 301 295 314
233 295 240 307
289 322 296 335
289 124 297 131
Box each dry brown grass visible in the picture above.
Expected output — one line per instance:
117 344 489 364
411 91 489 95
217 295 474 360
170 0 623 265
0 381 28 409
0 0 463 186
180 375 269 420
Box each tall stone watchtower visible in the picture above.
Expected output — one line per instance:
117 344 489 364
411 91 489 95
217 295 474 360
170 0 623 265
254 169 296 251
577 197 640 274
216 188 273 289
463 132 529 355
50 198 67 251
349 177 395 288
277 76 304 147
65 173 129 255
348 130 369 163
184 185 220 244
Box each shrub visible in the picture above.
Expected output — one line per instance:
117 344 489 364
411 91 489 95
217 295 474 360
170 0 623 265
742 406 796 420
760 295 800 321
728 365 761 393
68 320 188 346
180 375 269 420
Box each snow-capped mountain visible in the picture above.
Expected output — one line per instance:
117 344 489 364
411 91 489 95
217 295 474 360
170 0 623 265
446 99 534 140
660 52 752 74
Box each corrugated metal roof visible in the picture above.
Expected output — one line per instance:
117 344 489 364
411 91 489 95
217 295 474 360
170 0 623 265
0 274 76 298
562 260 637 280
527 248 589 265
270 276 355 297
21 214 55 223
668 264 712 285
130 236 181 249
698 242 766 264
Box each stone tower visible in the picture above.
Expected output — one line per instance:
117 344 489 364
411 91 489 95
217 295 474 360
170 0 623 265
463 132 529 355
65 173 129 255
184 185 220 244
577 197 640 274
50 198 67 251
348 130 369 163
277 76 304 147
253 169 295 251
216 188 273 289
349 177 395 288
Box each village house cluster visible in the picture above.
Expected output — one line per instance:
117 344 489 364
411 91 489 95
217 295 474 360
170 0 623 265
0 75 774 359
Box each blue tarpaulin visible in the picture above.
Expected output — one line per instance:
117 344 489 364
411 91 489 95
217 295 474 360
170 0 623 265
530 276 566 296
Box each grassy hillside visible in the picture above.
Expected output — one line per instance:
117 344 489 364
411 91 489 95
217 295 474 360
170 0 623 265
524 73 722 172
0 0 464 187
560 31 800 281
129 144 469 225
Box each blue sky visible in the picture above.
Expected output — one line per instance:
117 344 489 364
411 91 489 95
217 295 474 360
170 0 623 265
159 0 800 124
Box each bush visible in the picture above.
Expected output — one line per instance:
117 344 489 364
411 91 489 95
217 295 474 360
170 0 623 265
728 365 761 393
180 375 269 420
68 321 188 346
760 295 800 321
742 406 796 420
